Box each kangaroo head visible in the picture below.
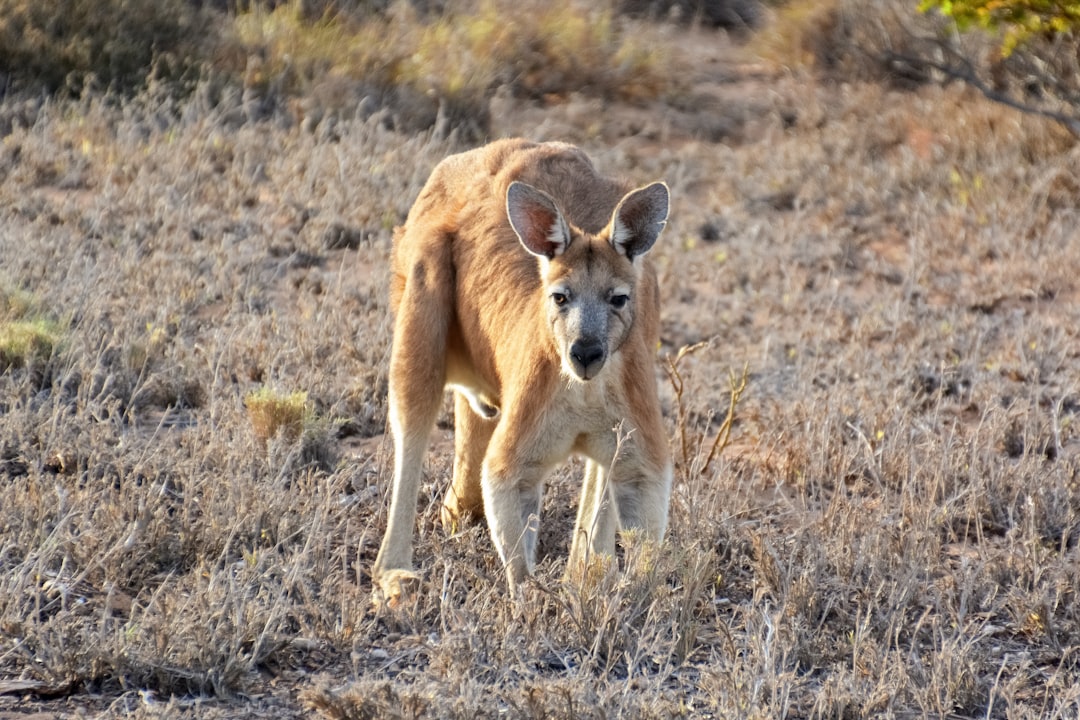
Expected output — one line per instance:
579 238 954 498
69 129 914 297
507 180 669 381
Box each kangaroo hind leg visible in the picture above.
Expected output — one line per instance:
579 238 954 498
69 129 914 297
442 391 496 532
373 245 454 606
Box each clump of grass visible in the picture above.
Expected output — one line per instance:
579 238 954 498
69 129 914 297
0 285 37 317
244 387 309 442
0 287 63 371
544 536 717 674
747 0 956 83
0 318 63 370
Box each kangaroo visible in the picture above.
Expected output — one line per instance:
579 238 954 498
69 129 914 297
372 139 672 604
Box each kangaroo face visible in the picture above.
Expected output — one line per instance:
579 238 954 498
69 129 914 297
506 180 670 382
542 240 634 380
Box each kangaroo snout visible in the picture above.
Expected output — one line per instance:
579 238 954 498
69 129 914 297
569 339 606 380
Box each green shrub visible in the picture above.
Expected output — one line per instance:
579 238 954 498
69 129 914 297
918 0 1080 55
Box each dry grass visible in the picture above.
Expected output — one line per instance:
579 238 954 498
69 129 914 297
0 1 678 141
1 2 1080 719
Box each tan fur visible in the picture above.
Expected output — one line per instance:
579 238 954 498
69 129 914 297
372 139 672 603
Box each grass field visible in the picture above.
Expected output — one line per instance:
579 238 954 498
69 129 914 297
1 2 1079 718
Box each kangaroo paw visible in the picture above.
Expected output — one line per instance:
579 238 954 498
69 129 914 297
372 568 421 610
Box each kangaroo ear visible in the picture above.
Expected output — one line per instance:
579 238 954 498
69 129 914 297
610 182 669 261
507 181 571 259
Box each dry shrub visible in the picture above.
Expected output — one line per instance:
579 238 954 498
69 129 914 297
0 0 215 93
747 0 846 69
749 0 957 81
0 0 680 139
755 0 1080 134
619 0 763 28
233 0 678 134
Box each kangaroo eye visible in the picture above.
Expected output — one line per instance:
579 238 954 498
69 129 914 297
552 292 568 307
610 294 629 309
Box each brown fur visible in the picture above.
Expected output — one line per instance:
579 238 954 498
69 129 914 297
373 139 673 603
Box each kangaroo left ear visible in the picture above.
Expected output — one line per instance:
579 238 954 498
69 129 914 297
610 182 669 261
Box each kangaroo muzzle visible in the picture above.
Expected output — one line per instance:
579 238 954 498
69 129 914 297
568 338 606 380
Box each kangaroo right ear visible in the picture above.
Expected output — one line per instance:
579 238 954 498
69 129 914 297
507 181 571 258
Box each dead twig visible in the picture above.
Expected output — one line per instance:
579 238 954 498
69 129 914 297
664 341 710 470
700 362 749 476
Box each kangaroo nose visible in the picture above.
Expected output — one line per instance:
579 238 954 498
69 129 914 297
570 340 605 378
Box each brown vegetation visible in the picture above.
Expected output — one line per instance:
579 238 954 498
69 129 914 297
1 1 1079 718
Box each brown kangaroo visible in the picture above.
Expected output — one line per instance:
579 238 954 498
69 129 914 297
372 139 672 604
